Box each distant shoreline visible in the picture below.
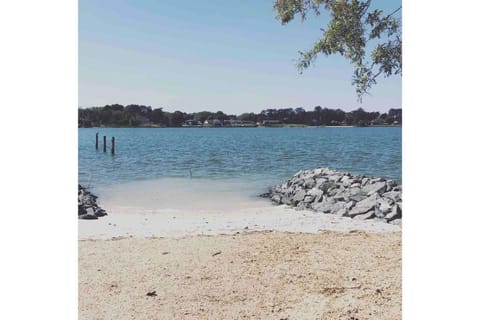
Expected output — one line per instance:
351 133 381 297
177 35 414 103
78 124 401 129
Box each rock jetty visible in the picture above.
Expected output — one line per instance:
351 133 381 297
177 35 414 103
263 168 402 225
78 185 107 220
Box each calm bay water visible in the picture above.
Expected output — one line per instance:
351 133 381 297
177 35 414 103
79 127 401 196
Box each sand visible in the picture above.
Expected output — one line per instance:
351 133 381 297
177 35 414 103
80 182 401 319
80 178 400 240
79 231 401 320
78 205 399 240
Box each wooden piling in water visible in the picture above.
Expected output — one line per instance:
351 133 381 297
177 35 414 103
103 136 106 152
95 132 99 150
111 137 115 155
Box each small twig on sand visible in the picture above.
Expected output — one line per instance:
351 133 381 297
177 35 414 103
146 291 157 297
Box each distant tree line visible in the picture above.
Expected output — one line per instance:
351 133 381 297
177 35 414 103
78 104 401 127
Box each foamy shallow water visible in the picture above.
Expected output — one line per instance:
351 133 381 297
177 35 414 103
94 177 269 213
79 178 400 239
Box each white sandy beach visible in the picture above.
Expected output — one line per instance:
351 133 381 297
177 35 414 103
79 179 401 319
79 231 401 320
79 178 400 239
79 204 399 239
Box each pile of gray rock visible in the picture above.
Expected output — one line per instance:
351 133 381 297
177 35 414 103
78 184 107 220
263 168 402 225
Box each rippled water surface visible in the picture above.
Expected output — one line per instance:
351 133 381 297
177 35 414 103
79 127 401 194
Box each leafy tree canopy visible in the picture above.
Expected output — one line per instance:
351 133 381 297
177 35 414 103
274 0 401 99
78 104 401 127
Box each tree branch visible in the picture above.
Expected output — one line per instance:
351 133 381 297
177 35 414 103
386 6 402 19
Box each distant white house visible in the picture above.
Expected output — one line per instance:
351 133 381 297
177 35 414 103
184 119 201 126
204 119 222 126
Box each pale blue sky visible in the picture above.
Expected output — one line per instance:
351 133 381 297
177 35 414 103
79 0 401 113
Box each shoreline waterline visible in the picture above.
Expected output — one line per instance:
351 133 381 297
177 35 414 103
79 162 403 239
79 176 400 239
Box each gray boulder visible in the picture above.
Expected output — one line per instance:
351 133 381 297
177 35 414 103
385 180 397 192
285 186 295 196
272 194 281 204
94 209 107 217
322 168 336 175
347 193 379 217
385 204 402 222
353 210 376 220
292 189 306 205
78 184 107 219
330 201 347 214
311 199 336 213
374 206 385 218
319 180 336 192
361 181 387 196
341 175 353 187
307 188 324 202
315 178 327 188
303 195 314 203
79 214 98 220
281 196 292 205
333 192 346 202
304 178 316 189
328 175 342 182
328 186 343 197
377 197 394 213
361 177 370 186
345 187 365 202
345 201 356 211
382 191 402 202
370 177 385 183
78 204 86 216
